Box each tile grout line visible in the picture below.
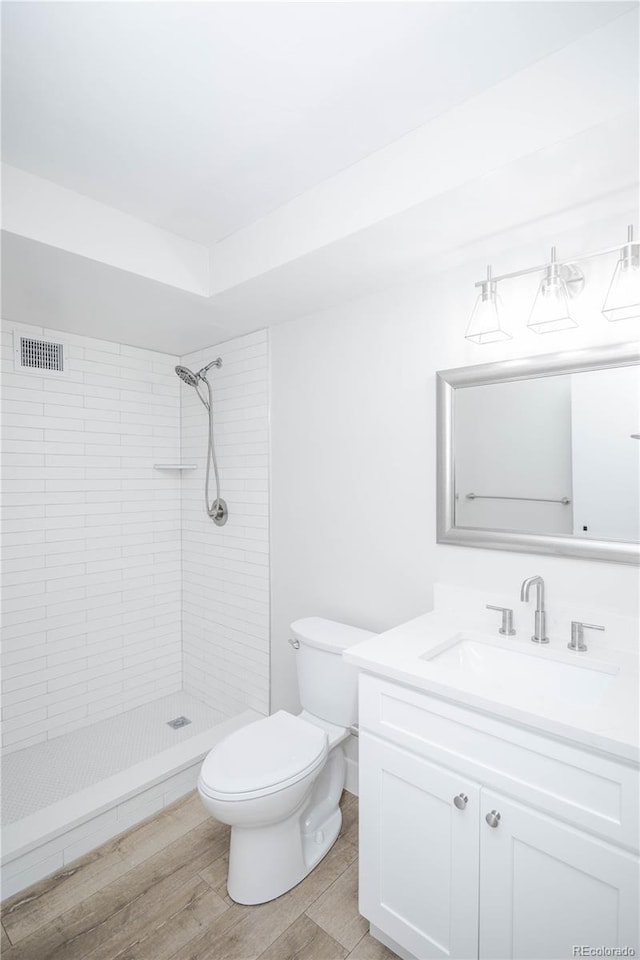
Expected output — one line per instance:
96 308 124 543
2 919 15 948
254 916 331 960
345 929 369 959
163 891 246 960
301 842 359 919
178 350 185 700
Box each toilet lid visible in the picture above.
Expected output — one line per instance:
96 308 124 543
199 711 328 800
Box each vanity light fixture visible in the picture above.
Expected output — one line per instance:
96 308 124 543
602 225 640 322
526 247 579 334
466 224 638 343
464 266 512 344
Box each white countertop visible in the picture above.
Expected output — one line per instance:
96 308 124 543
344 611 640 764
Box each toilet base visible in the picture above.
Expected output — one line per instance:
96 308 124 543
227 805 342 905
226 747 346 905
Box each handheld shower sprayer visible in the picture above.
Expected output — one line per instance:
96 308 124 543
175 357 222 389
174 358 228 526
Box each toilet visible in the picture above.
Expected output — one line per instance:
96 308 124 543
197 617 374 905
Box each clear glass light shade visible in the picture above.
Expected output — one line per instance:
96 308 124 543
527 274 578 334
465 289 511 344
602 257 640 322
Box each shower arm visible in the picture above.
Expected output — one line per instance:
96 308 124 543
199 359 222 376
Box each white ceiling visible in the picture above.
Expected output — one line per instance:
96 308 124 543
3 106 636 356
1 1 631 244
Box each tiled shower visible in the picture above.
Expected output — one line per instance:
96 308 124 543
0 319 270 895
180 330 270 718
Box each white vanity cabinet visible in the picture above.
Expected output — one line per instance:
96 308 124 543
358 674 640 960
479 790 639 960
359 733 481 960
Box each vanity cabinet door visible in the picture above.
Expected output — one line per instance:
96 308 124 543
479 790 640 960
359 732 481 960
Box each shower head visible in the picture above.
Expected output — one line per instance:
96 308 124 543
174 358 222 387
175 365 199 387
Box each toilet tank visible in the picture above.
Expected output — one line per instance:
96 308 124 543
290 617 376 726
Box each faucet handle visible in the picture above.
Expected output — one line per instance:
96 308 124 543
568 621 605 653
486 604 516 636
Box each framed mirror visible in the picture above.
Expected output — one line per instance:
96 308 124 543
436 342 640 564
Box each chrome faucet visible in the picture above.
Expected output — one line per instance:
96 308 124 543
520 576 549 644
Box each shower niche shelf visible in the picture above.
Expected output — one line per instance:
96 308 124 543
153 463 197 470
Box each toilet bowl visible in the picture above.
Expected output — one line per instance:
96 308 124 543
197 617 375 905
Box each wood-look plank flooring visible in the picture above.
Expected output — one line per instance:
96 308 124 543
1 792 399 960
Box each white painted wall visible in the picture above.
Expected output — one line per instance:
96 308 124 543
270 210 640 718
180 331 270 718
1 321 182 753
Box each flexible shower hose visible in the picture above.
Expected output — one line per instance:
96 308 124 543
201 377 224 521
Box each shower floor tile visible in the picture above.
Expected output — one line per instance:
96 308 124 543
1 693 225 825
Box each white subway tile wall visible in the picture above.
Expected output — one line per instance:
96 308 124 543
180 330 270 717
1 320 183 753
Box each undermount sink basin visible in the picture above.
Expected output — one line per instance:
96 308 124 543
423 638 618 708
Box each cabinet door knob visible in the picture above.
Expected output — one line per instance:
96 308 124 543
453 793 468 810
485 810 501 828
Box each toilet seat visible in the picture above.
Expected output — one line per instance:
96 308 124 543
199 710 328 802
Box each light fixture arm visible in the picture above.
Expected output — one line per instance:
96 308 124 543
466 223 639 342
473 230 637 289
621 224 639 271
479 264 497 302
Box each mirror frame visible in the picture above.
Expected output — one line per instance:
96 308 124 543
436 341 640 565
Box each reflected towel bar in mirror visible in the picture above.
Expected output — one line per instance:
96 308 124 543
464 493 571 505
